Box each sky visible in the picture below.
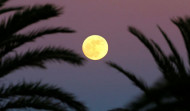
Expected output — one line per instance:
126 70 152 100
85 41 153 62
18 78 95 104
2 0 190 111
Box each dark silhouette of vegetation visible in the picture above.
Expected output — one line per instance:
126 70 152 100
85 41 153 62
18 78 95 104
108 108 127 111
107 17 190 111
0 0 87 111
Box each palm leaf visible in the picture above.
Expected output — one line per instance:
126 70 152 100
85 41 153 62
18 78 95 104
157 25 187 76
128 83 171 110
172 17 190 66
146 100 190 111
0 81 88 111
128 94 151 111
0 1 88 111
0 7 23 15
0 27 75 58
0 47 85 78
109 17 190 111
106 61 148 92
128 26 178 81
128 27 165 69
108 108 127 111
0 0 8 7
0 96 67 111
0 4 61 40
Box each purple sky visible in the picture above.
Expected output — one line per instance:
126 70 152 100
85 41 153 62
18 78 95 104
3 0 190 111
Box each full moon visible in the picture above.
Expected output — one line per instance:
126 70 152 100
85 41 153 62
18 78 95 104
82 35 108 60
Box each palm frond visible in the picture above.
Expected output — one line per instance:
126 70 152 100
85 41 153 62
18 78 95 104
150 40 180 80
128 27 178 81
128 85 171 110
0 4 62 40
109 17 190 111
172 17 190 66
106 61 148 92
128 27 165 68
128 94 151 111
0 27 75 58
146 100 190 111
127 74 190 111
150 40 175 70
0 81 88 111
0 96 67 111
0 6 23 15
0 0 8 7
108 108 128 111
0 47 85 78
157 25 187 76
0 1 88 111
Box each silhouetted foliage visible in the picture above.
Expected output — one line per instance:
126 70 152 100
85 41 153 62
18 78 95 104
0 0 87 111
107 17 190 111
108 108 127 111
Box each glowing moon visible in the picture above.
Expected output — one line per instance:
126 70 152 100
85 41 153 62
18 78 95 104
82 35 108 60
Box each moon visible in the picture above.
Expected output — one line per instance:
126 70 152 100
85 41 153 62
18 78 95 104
82 35 108 60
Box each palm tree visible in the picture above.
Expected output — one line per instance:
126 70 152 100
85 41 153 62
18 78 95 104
0 0 87 111
107 17 190 111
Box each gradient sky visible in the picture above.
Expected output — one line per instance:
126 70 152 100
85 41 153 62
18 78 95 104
3 0 190 111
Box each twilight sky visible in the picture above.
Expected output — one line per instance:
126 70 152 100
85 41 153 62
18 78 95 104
3 0 190 111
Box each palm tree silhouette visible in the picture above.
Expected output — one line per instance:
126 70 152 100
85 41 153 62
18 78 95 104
107 17 190 111
0 0 87 111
